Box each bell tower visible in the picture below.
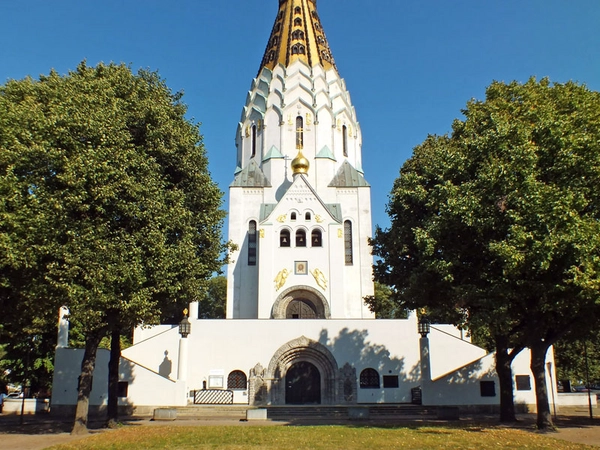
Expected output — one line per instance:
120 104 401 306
226 0 374 320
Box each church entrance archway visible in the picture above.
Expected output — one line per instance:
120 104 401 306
272 286 330 319
266 336 339 405
285 361 321 404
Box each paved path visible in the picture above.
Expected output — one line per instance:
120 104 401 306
1 413 599 449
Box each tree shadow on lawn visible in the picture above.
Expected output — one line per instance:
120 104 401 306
277 413 600 433
0 414 106 435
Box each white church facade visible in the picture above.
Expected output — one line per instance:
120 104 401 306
51 0 557 415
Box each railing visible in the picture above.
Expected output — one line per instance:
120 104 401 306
193 389 234 405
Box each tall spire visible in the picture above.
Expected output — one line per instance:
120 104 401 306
259 0 337 74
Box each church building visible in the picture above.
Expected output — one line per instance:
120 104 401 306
51 0 554 415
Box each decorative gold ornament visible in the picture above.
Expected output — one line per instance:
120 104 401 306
291 150 310 175
183 308 189 316
259 229 265 238
338 229 343 238
306 113 312 126
245 126 250 138
315 215 323 223
274 268 290 291
288 115 293 126
311 268 328 290
277 214 287 223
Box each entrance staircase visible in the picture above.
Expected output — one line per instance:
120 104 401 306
168 404 456 421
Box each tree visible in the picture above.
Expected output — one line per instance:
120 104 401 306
555 334 600 388
197 275 227 319
0 62 227 433
364 281 408 319
372 78 600 429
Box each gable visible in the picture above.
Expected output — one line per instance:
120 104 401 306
262 175 341 224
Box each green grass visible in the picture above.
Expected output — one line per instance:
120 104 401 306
49 424 594 449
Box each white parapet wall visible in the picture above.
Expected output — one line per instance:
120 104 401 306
2 398 50 415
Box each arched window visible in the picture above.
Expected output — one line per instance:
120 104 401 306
291 212 297 221
294 6 301 15
227 370 247 390
271 35 279 47
292 30 305 40
360 368 380 389
305 211 311 221
294 18 302 26
344 220 353 265
311 229 322 247
280 229 291 247
342 125 348 157
292 44 306 55
251 124 257 158
296 116 304 149
296 229 306 247
248 221 257 265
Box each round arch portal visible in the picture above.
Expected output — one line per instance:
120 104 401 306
272 285 330 319
266 336 339 405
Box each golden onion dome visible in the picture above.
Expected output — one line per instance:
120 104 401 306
291 150 310 175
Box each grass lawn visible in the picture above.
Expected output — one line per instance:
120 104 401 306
48 424 594 449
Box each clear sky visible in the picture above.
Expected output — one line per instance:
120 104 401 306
2 0 599 234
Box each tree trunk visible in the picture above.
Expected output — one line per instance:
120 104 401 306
71 330 104 435
495 336 522 422
106 327 121 428
530 341 554 430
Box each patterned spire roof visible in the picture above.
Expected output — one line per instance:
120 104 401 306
258 0 337 74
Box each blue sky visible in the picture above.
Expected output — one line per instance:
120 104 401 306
2 0 599 234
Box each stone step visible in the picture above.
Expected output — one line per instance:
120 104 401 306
167 404 456 421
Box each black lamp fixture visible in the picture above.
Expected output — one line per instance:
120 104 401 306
179 308 191 338
418 315 430 338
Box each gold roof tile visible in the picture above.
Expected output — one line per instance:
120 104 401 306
259 0 337 74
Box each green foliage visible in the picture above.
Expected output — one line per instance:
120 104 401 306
197 275 227 319
0 62 227 388
373 77 600 344
554 336 600 385
364 281 408 319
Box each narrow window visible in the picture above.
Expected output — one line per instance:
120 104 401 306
248 221 257 265
291 212 297 221
251 125 257 158
305 211 311 221
280 229 291 247
344 220 353 265
296 116 304 149
227 370 247 390
294 18 302 26
294 6 301 14
117 381 129 398
342 125 348 157
296 229 306 247
311 229 322 247
360 368 380 389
